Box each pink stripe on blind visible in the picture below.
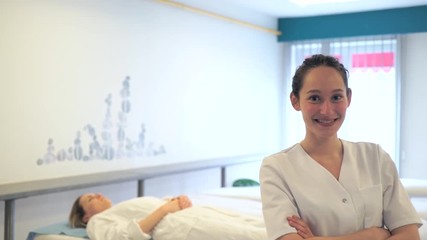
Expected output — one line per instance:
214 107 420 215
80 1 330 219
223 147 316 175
352 52 394 68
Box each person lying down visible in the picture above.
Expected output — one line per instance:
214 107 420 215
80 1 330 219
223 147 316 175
69 193 267 240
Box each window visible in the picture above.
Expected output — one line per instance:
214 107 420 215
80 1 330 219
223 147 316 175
283 36 400 165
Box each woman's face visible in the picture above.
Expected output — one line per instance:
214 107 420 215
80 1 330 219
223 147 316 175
291 66 351 140
80 193 112 223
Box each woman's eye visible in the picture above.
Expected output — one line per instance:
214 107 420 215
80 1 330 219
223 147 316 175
332 95 343 101
308 95 320 102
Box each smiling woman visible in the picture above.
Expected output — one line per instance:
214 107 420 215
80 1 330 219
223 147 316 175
260 54 422 240
284 36 399 164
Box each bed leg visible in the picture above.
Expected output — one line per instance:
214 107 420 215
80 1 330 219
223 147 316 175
5 199 15 240
221 167 226 187
138 180 145 197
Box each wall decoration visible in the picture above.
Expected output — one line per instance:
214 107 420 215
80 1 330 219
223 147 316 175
36 76 166 166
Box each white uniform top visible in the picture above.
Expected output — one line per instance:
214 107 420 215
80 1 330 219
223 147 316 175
87 197 160 240
87 196 267 240
260 140 422 240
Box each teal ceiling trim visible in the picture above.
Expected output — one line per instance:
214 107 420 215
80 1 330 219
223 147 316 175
278 5 427 42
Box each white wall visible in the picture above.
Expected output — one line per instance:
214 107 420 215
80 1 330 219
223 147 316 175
400 32 427 179
0 0 283 239
0 0 283 183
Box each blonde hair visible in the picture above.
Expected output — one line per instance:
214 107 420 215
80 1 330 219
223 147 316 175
69 196 87 228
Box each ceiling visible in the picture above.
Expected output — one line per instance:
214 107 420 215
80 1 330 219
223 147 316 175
175 0 427 18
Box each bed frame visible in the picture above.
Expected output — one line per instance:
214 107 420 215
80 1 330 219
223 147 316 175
0 153 264 240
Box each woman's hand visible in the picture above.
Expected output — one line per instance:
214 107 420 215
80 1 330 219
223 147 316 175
287 215 314 239
365 226 391 239
138 195 193 234
162 195 192 214
287 215 391 240
177 195 192 209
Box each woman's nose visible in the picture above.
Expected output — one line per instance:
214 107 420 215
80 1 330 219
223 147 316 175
320 101 333 114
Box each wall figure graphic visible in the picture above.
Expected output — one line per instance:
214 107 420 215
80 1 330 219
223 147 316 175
36 76 166 165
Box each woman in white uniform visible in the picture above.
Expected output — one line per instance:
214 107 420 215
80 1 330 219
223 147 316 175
69 193 192 239
259 54 422 240
69 193 267 240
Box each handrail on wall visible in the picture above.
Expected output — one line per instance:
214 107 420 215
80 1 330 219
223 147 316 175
154 0 282 36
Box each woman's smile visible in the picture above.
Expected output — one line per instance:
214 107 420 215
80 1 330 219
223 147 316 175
314 116 340 126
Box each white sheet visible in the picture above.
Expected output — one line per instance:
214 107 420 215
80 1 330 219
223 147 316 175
153 205 267 240
34 185 427 240
189 193 262 217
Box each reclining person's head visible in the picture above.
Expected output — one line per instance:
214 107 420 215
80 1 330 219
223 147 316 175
69 193 112 228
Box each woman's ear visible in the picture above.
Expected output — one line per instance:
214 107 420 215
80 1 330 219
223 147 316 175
346 88 352 107
290 92 301 111
83 214 91 224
